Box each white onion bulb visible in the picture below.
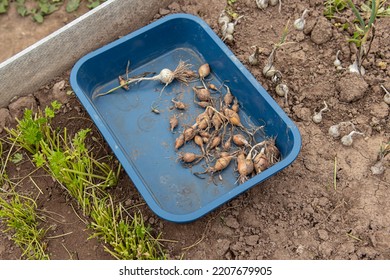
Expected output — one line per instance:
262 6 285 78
294 9 309 31
256 0 269 9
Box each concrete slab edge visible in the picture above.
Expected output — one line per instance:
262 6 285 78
0 0 173 107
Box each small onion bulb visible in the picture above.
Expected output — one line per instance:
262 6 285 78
225 22 235 35
381 85 390 105
198 63 210 80
263 63 277 78
371 161 385 175
248 46 260 66
340 131 363 147
348 60 365 75
256 0 269 9
312 101 329 124
269 0 279 6
384 93 390 105
275 83 289 97
312 113 323 124
218 11 230 26
334 50 341 67
224 34 234 43
271 71 282 84
329 121 355 138
328 124 340 138
294 9 309 31
158 68 175 85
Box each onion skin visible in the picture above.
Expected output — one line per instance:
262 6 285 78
224 108 242 127
212 113 223 130
253 150 269 174
179 152 202 163
233 134 249 147
209 155 232 172
223 136 232 151
193 87 211 102
194 135 205 154
237 153 254 184
232 98 239 113
175 134 185 150
172 99 187 110
158 68 175 85
183 127 197 142
208 135 222 150
198 63 210 80
169 115 178 132
224 91 234 106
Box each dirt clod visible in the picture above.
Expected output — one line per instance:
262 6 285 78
310 17 333 45
337 74 369 103
8 94 37 120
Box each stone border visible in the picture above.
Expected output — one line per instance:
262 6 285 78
0 0 173 108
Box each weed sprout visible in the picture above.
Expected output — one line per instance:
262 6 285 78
263 20 290 80
346 0 379 75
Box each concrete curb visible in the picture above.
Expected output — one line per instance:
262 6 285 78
0 0 173 107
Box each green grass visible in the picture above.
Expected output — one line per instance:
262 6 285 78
1 139 49 260
89 195 166 260
3 100 166 260
346 0 380 74
0 191 50 259
324 0 389 74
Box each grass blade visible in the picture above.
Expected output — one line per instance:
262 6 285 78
347 0 365 28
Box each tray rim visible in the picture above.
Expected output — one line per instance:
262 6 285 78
70 13 302 223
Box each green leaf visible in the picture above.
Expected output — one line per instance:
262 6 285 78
33 153 46 168
347 0 365 28
39 2 49 14
51 100 62 111
87 0 100 9
45 107 55 119
17 5 28 17
11 153 23 164
368 0 377 27
0 0 9 14
66 0 80 13
39 1 58 16
33 13 44 23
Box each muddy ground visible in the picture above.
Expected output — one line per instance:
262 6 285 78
1 0 389 260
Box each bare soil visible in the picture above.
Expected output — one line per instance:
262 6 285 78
1 0 389 260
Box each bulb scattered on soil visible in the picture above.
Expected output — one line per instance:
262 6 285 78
340 130 364 146
294 9 309 31
312 101 329 124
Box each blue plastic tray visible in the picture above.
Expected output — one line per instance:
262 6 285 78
70 14 301 223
